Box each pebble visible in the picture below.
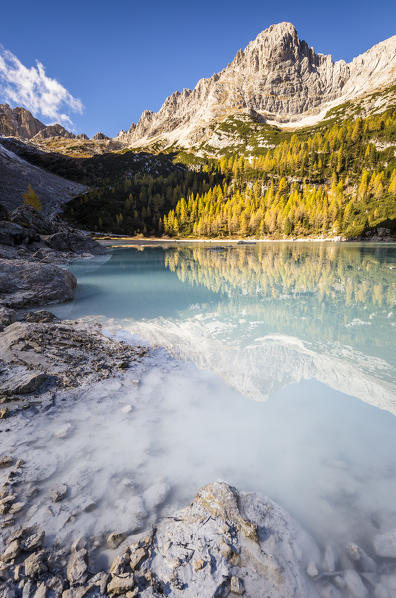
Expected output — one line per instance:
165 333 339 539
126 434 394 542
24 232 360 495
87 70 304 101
129 547 146 571
106 573 135 595
107 532 126 549
54 424 74 440
24 551 48 579
49 484 68 503
1 540 20 563
66 549 88 585
230 575 245 595
9 502 25 515
306 560 319 577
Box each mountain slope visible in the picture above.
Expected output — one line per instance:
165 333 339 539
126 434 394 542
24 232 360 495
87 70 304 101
117 22 396 150
0 143 86 216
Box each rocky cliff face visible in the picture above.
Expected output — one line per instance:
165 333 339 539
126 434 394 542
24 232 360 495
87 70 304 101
118 22 396 149
0 104 77 141
0 104 46 139
32 124 76 141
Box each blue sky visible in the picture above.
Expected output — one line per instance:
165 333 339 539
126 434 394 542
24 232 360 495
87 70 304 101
1 0 395 137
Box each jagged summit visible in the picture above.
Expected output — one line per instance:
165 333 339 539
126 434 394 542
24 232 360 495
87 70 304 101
117 22 396 149
0 104 46 139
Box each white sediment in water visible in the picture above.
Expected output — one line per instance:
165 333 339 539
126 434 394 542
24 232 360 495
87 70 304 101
2 326 396 560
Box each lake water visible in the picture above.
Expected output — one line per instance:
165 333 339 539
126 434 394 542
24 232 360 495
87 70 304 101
17 243 396 553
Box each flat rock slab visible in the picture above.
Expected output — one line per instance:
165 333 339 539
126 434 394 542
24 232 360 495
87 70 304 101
0 319 148 404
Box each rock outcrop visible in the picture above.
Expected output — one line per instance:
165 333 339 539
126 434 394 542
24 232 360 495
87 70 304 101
45 231 107 255
92 132 110 140
1 480 393 597
0 104 76 141
117 22 396 149
0 312 147 406
31 124 76 141
0 206 108 308
0 259 77 308
9 205 56 235
135 481 320 597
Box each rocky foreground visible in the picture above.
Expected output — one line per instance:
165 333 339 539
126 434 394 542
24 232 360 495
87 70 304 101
2 208 396 597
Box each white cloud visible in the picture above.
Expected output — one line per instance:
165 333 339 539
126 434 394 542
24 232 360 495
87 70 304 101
0 47 83 126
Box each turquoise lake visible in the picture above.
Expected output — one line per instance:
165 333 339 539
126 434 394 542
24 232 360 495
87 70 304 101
45 241 396 549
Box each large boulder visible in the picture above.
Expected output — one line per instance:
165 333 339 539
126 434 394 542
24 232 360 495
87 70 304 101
0 221 39 246
0 258 77 307
134 482 320 598
10 205 55 235
45 231 107 255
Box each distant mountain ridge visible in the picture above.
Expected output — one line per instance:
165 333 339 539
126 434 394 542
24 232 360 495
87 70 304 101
116 22 396 149
0 104 97 143
0 104 46 139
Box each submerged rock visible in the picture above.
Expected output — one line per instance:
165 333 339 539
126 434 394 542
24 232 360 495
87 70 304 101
136 481 320 597
107 532 126 549
373 530 396 558
49 484 68 503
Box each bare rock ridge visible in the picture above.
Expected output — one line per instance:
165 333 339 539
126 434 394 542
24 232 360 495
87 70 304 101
0 105 90 141
117 22 396 148
0 104 46 139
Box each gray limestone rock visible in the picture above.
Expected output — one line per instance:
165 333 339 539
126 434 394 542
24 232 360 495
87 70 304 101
136 481 320 598
117 23 396 150
24 551 48 579
0 319 147 403
49 485 68 503
66 549 88 586
0 259 77 308
107 532 126 550
45 232 107 256
106 573 135 595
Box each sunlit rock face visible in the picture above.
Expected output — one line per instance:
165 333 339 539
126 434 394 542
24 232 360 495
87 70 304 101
0 104 46 138
117 22 396 148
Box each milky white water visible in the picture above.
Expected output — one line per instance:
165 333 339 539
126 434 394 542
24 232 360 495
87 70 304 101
4 242 396 558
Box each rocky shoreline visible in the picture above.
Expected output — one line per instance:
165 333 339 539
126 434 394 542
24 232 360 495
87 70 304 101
1 208 396 597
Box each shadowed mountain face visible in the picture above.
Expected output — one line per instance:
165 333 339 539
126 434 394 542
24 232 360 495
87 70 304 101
0 143 86 216
117 22 396 149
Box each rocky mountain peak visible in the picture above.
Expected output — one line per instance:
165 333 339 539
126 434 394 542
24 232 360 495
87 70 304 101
117 23 396 150
0 104 46 139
